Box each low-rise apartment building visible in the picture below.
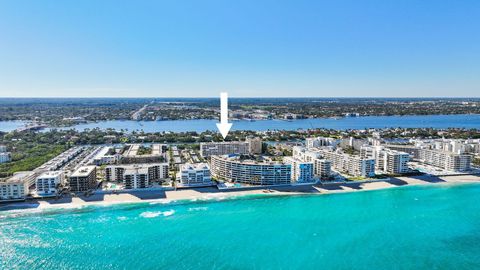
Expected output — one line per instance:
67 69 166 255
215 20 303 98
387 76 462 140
0 172 31 201
35 171 65 196
179 163 213 186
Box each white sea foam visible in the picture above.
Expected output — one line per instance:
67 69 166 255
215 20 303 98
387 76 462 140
117 216 128 221
140 210 175 218
140 211 162 218
162 210 175 216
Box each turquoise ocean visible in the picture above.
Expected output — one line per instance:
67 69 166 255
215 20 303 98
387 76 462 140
1 183 480 269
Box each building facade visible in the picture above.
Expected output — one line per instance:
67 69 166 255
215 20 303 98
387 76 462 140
361 146 410 174
69 166 97 192
318 149 375 177
123 167 149 189
210 155 291 185
35 171 65 196
284 157 314 183
305 137 338 149
105 163 169 183
200 142 250 157
314 159 332 179
384 145 472 172
246 137 263 154
0 172 33 201
179 163 212 186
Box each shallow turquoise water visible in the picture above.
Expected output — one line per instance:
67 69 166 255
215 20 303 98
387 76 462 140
2 184 480 269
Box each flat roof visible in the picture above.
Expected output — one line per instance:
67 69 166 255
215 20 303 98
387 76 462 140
70 166 96 177
37 171 64 179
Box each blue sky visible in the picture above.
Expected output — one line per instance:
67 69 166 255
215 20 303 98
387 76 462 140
0 0 479 97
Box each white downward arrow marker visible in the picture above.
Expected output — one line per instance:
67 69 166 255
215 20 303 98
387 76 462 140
216 92 232 139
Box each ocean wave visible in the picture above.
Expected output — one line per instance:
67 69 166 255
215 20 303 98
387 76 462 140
140 210 175 218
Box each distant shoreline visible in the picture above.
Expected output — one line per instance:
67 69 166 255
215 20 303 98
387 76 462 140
2 174 479 214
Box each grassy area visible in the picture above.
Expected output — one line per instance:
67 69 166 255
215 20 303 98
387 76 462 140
137 145 152 155
474 158 480 167
0 143 66 178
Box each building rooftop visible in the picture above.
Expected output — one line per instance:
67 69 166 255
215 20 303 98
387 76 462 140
70 166 96 177
37 171 64 179
214 155 287 166
0 171 34 184
181 163 209 171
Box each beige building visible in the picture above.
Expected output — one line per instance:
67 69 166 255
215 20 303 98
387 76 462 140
0 172 31 201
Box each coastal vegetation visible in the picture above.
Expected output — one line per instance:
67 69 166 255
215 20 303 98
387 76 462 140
2 98 480 126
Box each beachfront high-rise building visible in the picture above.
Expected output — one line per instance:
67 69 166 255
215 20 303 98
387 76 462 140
283 157 314 183
319 149 375 177
210 155 291 186
200 142 249 157
105 163 169 183
314 159 332 179
68 166 97 192
123 167 149 189
179 163 213 186
384 145 472 172
292 146 332 179
361 146 410 174
0 172 31 201
35 171 65 196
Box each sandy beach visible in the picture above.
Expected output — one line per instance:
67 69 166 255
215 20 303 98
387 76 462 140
2 174 480 212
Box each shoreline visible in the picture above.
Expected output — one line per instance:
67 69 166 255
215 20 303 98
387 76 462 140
2 174 480 213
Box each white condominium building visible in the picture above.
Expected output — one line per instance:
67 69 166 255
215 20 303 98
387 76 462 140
361 146 410 174
292 146 332 179
0 145 7 152
0 172 30 201
123 167 149 189
105 163 169 183
179 163 212 186
91 146 120 165
384 144 472 172
35 171 65 196
210 155 291 185
305 137 338 149
314 159 332 179
418 149 471 172
200 141 250 157
284 157 314 183
318 149 375 177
